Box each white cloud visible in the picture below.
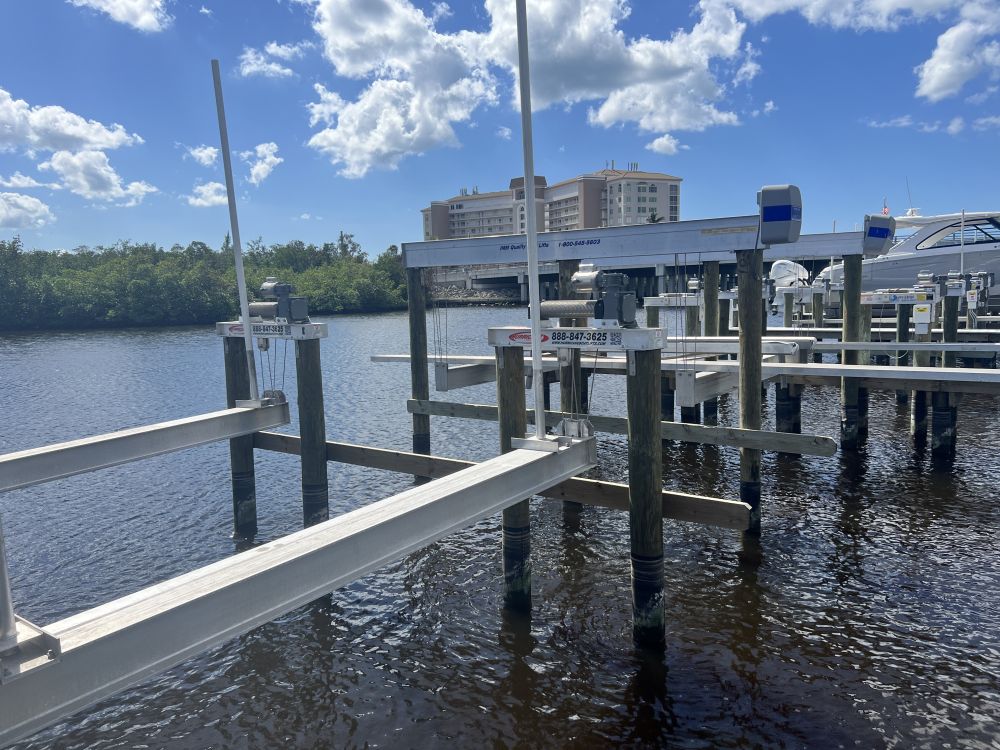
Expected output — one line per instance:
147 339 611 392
67 0 171 32
646 134 681 155
239 48 294 78
39 150 156 206
915 2 1000 101
496 125 512 140
0 192 55 228
723 0 1000 101
763 99 776 113
239 142 283 185
185 144 218 166
0 171 59 189
973 115 1000 129
307 83 345 127
967 85 998 104
0 87 143 153
306 0 747 176
733 42 761 85
187 181 228 207
199 5 212 16
868 114 914 128
946 116 965 133
264 40 314 60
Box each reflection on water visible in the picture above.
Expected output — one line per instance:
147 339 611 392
1 307 999 748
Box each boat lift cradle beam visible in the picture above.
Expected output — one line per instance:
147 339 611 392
0 437 595 747
0 405 291 494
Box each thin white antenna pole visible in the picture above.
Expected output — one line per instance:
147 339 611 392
0 517 17 648
212 59 260 403
960 208 965 276
514 0 546 441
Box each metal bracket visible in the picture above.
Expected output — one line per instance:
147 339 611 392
0 617 61 685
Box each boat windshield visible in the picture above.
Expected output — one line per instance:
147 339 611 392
916 218 1000 250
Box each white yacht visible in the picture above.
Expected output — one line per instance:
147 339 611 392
815 211 1000 291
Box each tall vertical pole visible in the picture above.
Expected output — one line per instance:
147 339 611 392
296 338 329 526
736 247 763 533
933 295 960 458
406 267 431 456
514 0 546 441
703 261 720 425
497 346 531 611
627 348 664 649
211 59 259 403
840 254 863 450
223 336 257 540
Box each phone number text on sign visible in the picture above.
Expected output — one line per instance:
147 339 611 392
549 329 623 347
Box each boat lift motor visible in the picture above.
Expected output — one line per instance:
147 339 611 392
538 265 637 328
862 214 896 255
249 277 310 324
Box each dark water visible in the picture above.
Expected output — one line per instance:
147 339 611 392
2 307 999 749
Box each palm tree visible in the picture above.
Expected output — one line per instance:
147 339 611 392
647 211 664 223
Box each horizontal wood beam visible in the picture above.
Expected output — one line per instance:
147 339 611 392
404 400 837 457
254 432 751 530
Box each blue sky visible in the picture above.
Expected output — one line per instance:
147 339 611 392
0 0 998 256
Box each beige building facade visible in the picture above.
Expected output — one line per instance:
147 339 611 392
421 165 681 240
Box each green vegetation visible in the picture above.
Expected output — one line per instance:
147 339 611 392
0 233 407 331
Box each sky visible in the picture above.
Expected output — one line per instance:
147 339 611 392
0 0 998 256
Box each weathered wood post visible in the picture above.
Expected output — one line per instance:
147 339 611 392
496 345 531 612
558 260 583 416
783 291 794 327
911 332 931 440
703 261 720 425
840 254 863 450
646 303 674 427
737 247 763 533
627 347 664 649
406 267 431 456
295 337 329 526
858 304 871 439
932 295 959 458
223 336 257 540
895 303 912 404
811 289 824 363
680 302 702 424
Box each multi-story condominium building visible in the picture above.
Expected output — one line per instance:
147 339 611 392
421 163 681 240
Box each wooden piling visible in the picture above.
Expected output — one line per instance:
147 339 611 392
496 345 531 612
783 292 794 327
627 347 664 649
295 337 329 526
911 331 931 439
703 261 720 425
558 260 583 416
840 254 863 450
858 305 871 439
895 304 912 404
736 248 763 532
406 267 431 456
223 336 257 540
812 291 825 363
681 303 702 424
932 295 960 458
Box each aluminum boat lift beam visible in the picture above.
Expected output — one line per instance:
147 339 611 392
402 217 862 269
0 405 291 494
0 437 594 747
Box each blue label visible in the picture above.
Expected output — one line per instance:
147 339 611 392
867 226 890 238
762 204 801 222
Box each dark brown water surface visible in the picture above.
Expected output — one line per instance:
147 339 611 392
2 307 999 749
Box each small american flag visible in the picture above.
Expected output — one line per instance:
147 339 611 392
882 198 889 216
